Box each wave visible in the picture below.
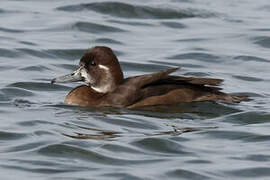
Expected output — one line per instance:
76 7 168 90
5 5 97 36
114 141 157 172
57 2 196 19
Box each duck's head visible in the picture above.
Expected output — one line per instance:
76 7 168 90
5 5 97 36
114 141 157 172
51 46 124 93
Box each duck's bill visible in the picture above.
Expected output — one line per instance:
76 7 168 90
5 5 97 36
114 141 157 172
51 67 83 84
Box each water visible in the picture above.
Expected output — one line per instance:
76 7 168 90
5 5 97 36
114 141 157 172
1 0 270 179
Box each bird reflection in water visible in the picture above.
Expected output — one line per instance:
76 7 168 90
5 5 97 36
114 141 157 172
62 122 217 140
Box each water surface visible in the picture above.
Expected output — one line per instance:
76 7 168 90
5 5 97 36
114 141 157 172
0 0 270 179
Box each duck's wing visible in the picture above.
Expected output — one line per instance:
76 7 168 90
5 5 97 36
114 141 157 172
126 67 223 88
128 68 180 88
101 68 179 107
102 68 224 108
160 75 223 86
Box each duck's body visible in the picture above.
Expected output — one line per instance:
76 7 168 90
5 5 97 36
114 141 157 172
52 46 246 109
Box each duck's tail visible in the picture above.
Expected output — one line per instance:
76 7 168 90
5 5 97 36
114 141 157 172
195 92 250 103
217 93 250 103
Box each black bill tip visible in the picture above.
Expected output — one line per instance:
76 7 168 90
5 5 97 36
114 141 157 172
51 78 56 84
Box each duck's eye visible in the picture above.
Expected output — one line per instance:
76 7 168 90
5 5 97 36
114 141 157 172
90 61 96 66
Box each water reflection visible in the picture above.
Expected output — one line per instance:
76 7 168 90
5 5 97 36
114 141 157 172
62 121 217 140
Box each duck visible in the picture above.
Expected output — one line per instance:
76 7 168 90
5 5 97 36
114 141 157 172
51 46 247 109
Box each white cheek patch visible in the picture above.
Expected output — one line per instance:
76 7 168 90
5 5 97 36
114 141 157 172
98 64 109 71
91 64 113 93
92 85 110 93
80 68 93 84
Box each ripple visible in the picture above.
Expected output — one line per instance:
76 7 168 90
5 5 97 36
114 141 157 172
1 87 34 99
120 61 173 73
183 72 211 77
101 173 143 180
253 28 270 32
0 92 8 101
0 48 20 58
244 135 270 142
253 36 270 48
109 19 154 26
0 27 24 33
150 60 204 69
46 49 86 60
17 119 57 127
0 131 28 140
234 55 269 62
19 41 37 46
52 63 77 70
72 21 126 33
166 169 209 179
168 52 220 62
176 38 209 42
69 134 121 141
7 142 46 153
160 21 186 28
222 111 270 125
12 158 78 169
0 65 14 71
233 75 264 82
232 154 270 162
102 116 159 129
8 82 70 91
20 65 51 72
185 159 212 164
244 154 270 162
101 144 143 154
132 137 192 155
94 38 123 45
1 163 81 174
199 130 257 140
13 99 37 107
226 167 270 178
17 48 55 58
38 144 163 165
57 2 195 19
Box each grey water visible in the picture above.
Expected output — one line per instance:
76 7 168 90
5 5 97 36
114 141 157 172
0 0 270 179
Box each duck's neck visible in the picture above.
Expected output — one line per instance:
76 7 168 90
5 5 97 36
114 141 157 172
91 82 117 93
91 68 124 94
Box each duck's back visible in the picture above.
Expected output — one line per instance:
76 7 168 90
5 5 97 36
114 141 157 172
101 68 246 109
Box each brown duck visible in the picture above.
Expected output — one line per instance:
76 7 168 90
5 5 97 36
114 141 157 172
51 46 247 109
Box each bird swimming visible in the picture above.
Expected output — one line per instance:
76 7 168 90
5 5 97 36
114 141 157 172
51 46 247 109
